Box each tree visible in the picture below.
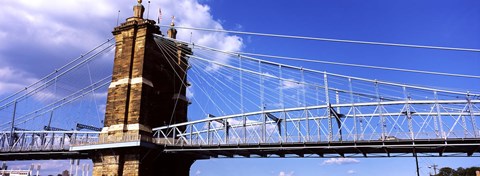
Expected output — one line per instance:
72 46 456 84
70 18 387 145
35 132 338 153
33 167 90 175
456 167 466 176
437 167 454 176
464 167 480 176
434 166 480 176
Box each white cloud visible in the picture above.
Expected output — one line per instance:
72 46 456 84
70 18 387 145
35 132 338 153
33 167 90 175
187 85 195 99
98 104 106 114
155 0 243 71
195 170 201 176
281 79 303 90
263 72 275 78
0 67 22 80
0 67 37 96
322 158 360 165
278 171 294 176
0 1 116 52
32 90 59 102
0 1 120 100
0 0 242 58
234 24 243 30
93 91 108 100
347 170 356 174
0 0 243 99
0 31 6 48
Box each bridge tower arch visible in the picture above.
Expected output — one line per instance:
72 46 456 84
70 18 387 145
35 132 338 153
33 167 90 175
92 1 194 175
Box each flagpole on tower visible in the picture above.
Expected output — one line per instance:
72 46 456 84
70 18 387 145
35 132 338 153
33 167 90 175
147 1 151 19
116 10 120 25
158 8 162 24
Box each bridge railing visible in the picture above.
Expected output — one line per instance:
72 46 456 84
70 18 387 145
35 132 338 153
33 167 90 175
0 131 100 152
70 133 151 147
155 131 476 146
153 100 480 146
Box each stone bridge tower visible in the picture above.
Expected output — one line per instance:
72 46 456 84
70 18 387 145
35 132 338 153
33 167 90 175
92 1 194 175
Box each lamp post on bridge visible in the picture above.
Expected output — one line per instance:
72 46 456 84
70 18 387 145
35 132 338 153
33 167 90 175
35 164 40 176
428 164 438 176
1 162 6 176
9 101 17 147
29 164 34 176
74 159 79 176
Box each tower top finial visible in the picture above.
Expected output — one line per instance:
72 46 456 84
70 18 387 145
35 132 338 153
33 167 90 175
167 16 177 39
170 16 175 26
131 0 145 19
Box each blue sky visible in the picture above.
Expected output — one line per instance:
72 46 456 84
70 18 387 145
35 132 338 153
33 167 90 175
0 0 479 175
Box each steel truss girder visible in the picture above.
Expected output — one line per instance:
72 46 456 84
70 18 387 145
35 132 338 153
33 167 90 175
0 131 99 153
152 100 480 157
0 100 477 158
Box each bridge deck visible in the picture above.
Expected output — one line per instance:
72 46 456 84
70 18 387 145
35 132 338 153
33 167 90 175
161 138 480 158
0 151 89 160
1 137 479 160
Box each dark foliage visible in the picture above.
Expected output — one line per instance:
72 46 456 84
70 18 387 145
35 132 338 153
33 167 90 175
434 166 480 176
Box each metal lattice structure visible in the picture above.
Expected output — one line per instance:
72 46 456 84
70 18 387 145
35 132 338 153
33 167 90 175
0 35 479 159
0 131 99 160
150 36 480 158
150 74 480 157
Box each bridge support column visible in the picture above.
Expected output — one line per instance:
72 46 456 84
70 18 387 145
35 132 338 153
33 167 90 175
91 1 193 175
92 149 196 176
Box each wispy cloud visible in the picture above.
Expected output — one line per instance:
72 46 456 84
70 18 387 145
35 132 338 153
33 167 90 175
98 104 106 114
156 0 243 72
187 85 195 99
322 158 360 165
0 67 37 96
278 171 294 176
281 79 303 90
0 1 115 52
347 170 356 174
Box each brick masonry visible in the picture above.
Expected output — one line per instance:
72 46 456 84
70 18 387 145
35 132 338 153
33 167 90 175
92 2 193 176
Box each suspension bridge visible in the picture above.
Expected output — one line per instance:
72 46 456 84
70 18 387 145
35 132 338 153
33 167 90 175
0 1 479 175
